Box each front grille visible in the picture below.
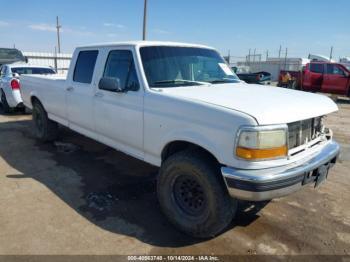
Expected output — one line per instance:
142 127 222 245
288 117 323 150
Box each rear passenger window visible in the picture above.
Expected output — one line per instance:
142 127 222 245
309 64 324 74
73 50 98 84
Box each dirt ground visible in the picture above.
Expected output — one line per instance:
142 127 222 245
0 98 349 257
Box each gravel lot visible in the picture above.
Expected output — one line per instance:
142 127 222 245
0 97 349 256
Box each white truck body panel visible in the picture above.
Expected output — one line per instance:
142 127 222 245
159 83 338 125
20 41 339 170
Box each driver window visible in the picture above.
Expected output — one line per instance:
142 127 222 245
103 50 140 91
334 66 345 76
327 64 345 76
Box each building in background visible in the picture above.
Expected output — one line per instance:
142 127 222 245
235 57 310 81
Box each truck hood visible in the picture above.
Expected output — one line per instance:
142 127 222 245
159 83 338 125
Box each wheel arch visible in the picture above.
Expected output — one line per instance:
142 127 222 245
30 95 43 107
161 140 221 166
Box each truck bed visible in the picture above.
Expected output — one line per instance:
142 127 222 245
20 74 67 113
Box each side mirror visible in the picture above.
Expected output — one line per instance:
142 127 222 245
98 77 125 92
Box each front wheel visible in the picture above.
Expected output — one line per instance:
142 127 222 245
32 101 58 142
157 149 237 238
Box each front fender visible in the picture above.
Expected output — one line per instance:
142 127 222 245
160 130 221 163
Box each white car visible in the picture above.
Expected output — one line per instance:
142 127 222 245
0 64 55 113
20 41 340 238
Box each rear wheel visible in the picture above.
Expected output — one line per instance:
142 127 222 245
32 101 58 142
157 149 237 238
1 90 11 113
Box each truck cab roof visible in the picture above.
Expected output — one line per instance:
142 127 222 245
77 41 215 50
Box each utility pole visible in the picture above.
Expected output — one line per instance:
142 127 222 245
266 50 269 61
56 16 61 53
247 48 251 65
54 46 58 72
278 45 282 72
329 46 333 61
142 0 148 40
278 45 282 59
284 47 288 70
253 48 256 62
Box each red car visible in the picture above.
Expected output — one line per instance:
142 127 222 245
279 62 350 96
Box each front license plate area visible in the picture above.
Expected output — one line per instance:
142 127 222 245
302 163 330 187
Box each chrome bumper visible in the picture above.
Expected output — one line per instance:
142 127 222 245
221 141 340 201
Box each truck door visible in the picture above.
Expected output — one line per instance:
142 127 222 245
322 64 349 95
66 50 99 135
303 63 324 92
93 48 144 159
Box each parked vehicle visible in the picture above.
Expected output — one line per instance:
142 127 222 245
0 48 26 66
278 62 350 96
21 41 340 238
232 66 272 84
238 71 271 84
278 70 301 89
0 64 55 112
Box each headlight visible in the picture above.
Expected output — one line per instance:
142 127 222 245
236 126 288 160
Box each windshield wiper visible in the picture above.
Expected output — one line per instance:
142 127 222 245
152 79 208 86
210 78 239 84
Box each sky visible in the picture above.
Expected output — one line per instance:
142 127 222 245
0 0 349 60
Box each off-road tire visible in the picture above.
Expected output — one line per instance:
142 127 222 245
1 90 11 113
157 149 237 238
32 101 58 142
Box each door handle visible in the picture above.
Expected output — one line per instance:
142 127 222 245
66 86 74 92
94 92 104 98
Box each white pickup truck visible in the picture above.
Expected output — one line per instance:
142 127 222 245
21 41 340 238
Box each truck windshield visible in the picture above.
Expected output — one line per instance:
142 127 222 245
140 46 240 88
11 67 56 75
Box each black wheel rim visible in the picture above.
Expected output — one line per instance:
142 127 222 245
173 174 207 217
